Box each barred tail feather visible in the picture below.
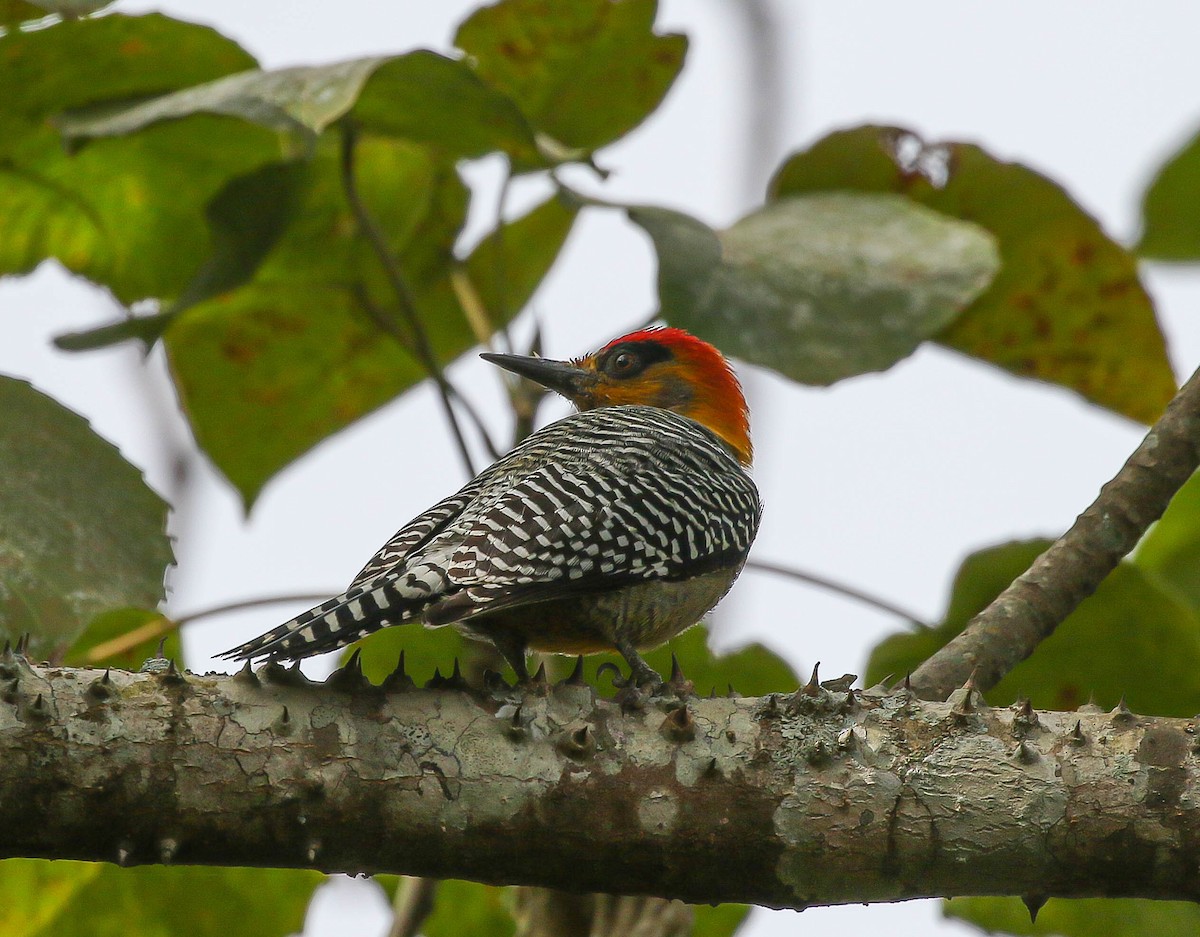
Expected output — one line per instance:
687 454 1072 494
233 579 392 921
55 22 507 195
219 577 425 662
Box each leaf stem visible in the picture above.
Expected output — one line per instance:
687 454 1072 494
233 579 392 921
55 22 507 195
387 876 438 937
337 120 477 478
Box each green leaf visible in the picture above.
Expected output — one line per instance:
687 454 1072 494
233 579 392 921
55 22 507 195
346 623 471 687
377 879 747 937
0 12 250 143
693 903 752 937
55 160 308 352
1134 469 1200 607
582 623 800 698
0 378 173 661
948 896 1200 937
176 161 309 310
0 859 103 937
0 14 276 303
993 560 1200 715
1 116 280 303
27 0 111 15
0 859 322 937
352 51 540 165
455 0 686 152
60 50 540 165
58 56 383 151
422 879 515 937
1138 126 1200 260
464 192 579 323
167 281 423 508
346 614 793 699
0 1 48 26
62 607 182 671
865 540 1200 715
631 192 998 385
163 137 457 506
164 141 575 506
770 125 1175 423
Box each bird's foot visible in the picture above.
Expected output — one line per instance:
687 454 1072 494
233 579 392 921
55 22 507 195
598 659 664 710
597 660 662 691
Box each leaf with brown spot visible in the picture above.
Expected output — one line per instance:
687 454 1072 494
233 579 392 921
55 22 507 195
770 125 1175 423
0 14 270 303
0 1 46 25
165 138 576 506
455 0 686 152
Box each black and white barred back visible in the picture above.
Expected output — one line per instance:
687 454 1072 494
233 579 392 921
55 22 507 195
220 405 762 662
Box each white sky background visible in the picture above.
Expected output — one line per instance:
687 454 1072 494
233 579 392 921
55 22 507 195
5 1 1200 934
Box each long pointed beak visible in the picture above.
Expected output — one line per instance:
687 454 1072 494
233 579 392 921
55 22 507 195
481 352 595 399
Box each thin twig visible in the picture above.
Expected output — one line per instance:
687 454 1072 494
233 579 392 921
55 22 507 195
352 283 502 463
448 384 504 462
445 268 505 460
731 0 787 203
450 266 497 350
508 323 550 449
84 593 338 664
387 876 439 937
491 165 515 354
910 363 1200 701
338 120 477 478
744 559 928 627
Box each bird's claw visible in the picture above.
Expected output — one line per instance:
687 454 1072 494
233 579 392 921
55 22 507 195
598 662 666 712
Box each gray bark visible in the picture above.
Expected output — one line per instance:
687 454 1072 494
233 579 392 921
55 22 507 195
2 651 1200 910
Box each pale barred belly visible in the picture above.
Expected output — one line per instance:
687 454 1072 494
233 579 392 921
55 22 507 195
453 566 743 655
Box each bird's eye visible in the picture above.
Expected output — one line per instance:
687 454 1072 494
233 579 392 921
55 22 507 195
609 351 636 375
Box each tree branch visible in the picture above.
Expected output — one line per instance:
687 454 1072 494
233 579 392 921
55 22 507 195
4 654 1200 909
911 363 1200 701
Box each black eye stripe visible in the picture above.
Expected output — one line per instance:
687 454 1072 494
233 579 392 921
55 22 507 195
597 341 673 377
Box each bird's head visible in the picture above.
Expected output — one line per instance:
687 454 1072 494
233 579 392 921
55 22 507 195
482 327 752 466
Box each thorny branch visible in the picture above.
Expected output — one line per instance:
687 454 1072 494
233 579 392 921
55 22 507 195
911 363 1200 701
4 650 1200 910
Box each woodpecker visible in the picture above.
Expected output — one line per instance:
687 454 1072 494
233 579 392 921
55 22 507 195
221 327 761 687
